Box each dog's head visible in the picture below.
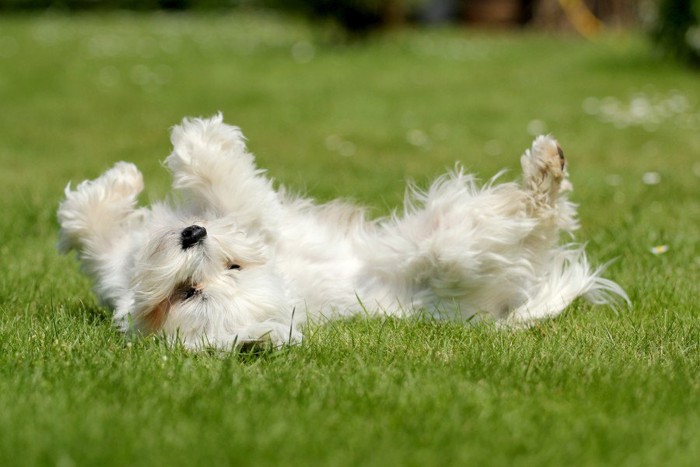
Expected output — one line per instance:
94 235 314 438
113 209 298 348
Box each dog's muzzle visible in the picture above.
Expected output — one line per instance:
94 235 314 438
181 225 207 250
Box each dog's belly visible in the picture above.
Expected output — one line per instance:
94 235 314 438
274 242 366 319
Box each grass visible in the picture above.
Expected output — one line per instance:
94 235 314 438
1 11 699 466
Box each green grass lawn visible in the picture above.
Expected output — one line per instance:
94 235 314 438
1 12 699 466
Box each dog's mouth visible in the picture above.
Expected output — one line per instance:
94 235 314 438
142 280 204 332
175 281 204 301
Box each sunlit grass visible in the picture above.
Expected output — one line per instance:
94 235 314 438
0 12 698 466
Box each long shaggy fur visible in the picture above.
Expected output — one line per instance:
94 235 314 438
57 114 628 348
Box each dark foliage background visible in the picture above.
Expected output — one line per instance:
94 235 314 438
0 0 247 10
1 0 698 66
650 0 700 66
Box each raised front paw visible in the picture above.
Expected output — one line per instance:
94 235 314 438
163 114 275 219
61 161 143 214
97 161 144 198
57 162 143 254
165 113 250 176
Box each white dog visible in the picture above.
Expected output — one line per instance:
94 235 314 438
57 114 628 349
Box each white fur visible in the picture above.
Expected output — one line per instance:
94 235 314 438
57 114 628 349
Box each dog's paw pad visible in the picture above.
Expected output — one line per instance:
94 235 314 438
531 136 565 178
521 135 570 192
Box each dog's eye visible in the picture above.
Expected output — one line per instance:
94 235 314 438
183 287 200 300
228 263 241 271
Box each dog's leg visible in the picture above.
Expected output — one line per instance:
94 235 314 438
361 136 627 323
57 162 144 307
165 114 280 233
360 164 541 318
521 136 569 204
520 135 577 233
507 136 628 324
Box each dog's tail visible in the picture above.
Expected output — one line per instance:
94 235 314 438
504 246 630 326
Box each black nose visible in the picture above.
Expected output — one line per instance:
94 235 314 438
181 225 207 250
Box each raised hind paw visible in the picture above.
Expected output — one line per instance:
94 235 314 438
520 135 572 202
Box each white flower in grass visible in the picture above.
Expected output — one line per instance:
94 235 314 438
527 119 547 136
606 174 622 186
325 135 356 157
650 245 669 255
407 129 429 148
693 163 700 178
291 41 315 64
642 172 661 185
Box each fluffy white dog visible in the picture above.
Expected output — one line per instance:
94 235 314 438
57 114 627 348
